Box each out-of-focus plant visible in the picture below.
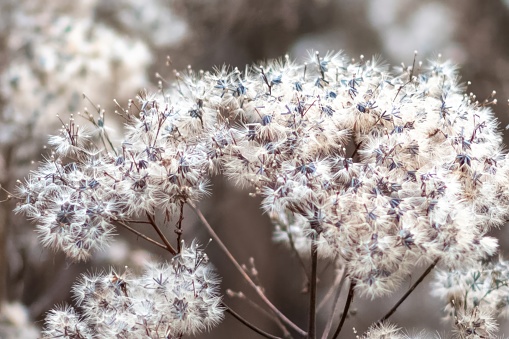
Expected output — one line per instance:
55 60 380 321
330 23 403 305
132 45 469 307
0 1 177 336
432 256 509 338
9 48 509 338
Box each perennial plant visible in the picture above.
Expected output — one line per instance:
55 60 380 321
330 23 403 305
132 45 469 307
11 51 509 338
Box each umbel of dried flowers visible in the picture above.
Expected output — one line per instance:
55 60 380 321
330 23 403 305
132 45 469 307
14 51 509 337
42 241 223 338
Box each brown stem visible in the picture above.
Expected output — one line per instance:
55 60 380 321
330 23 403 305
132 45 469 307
317 266 345 312
115 220 167 251
224 302 283 339
0 145 15 304
287 225 309 282
176 201 184 252
146 212 176 255
332 279 356 339
376 258 439 325
124 220 152 224
0 188 7 304
350 141 362 159
230 291 292 338
189 202 307 337
308 233 318 339
320 268 347 339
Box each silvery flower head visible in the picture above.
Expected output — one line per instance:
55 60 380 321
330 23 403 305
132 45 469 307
42 241 223 338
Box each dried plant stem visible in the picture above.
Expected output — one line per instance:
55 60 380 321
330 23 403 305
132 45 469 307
308 233 318 339
224 303 283 339
124 219 152 224
320 268 347 339
189 202 307 337
233 293 292 338
376 258 440 325
317 266 345 312
332 279 356 339
350 140 362 159
115 220 167 251
176 201 184 252
0 195 7 304
82 94 117 156
287 226 310 282
146 212 177 255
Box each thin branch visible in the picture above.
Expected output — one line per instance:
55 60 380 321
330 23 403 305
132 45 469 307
224 303 283 339
82 94 118 156
189 202 307 337
287 225 310 282
350 114 386 160
317 265 345 312
175 201 184 252
376 258 440 325
392 52 418 103
146 212 177 255
317 261 332 283
320 267 347 339
228 291 292 338
350 141 363 159
124 219 152 224
308 233 318 339
115 220 167 251
332 279 356 339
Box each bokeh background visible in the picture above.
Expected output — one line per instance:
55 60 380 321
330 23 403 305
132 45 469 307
0 0 509 337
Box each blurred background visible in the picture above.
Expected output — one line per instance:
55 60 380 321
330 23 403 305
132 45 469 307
0 0 508 337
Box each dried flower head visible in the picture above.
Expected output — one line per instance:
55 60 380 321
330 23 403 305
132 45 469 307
13 50 509 337
42 241 223 338
432 255 509 337
452 306 498 339
206 52 509 297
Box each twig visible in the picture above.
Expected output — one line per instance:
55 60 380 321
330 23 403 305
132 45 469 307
317 261 332 283
287 225 310 282
308 233 318 339
392 51 418 102
146 212 177 255
176 201 184 252
317 265 345 312
376 258 440 325
350 141 362 159
115 220 167 251
82 93 117 156
332 279 356 339
224 302 283 339
320 267 347 339
124 219 152 224
228 290 292 338
188 202 307 337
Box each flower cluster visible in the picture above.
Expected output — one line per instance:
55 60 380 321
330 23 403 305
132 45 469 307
13 88 214 261
17 51 509 280
451 306 498 339
205 52 509 297
360 322 423 339
42 241 223 338
432 256 509 336
13 50 509 336
360 320 501 339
